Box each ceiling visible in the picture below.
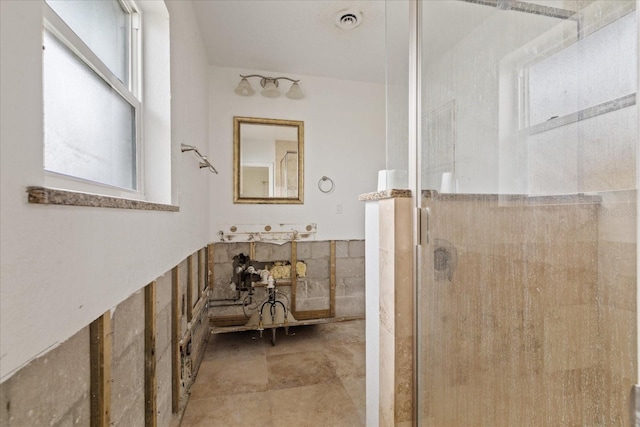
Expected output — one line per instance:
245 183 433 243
191 0 387 84
190 1 576 85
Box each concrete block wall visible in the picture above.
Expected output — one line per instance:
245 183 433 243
0 247 211 427
210 241 256 318
210 240 365 320
297 241 332 312
336 240 366 317
155 272 174 427
0 326 91 426
111 290 145 427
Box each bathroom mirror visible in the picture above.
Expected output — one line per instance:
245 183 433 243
234 116 304 204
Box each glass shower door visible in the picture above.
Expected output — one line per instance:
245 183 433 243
416 1 638 425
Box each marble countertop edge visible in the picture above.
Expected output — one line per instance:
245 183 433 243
358 189 412 201
26 186 179 212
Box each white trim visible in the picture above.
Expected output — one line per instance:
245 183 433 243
42 5 140 109
42 0 143 196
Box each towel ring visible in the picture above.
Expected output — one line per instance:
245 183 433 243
318 176 335 193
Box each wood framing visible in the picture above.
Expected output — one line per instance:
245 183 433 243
171 266 180 413
207 244 214 289
197 248 204 295
144 281 157 427
90 311 112 427
187 255 194 321
290 240 298 313
180 293 209 346
209 315 251 327
330 240 336 317
249 241 256 259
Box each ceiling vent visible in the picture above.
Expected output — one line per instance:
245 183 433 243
335 9 363 30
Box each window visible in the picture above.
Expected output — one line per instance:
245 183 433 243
520 8 637 195
526 11 636 129
43 0 141 191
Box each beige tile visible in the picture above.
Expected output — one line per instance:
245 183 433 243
341 377 366 424
603 373 637 426
316 320 365 345
323 343 366 379
184 320 367 426
263 326 326 357
181 392 273 427
379 199 396 252
202 330 266 361
395 249 414 338
541 368 603 426
188 355 268 400
394 197 413 252
600 306 637 381
269 380 364 427
266 351 337 390
543 305 599 373
379 325 395 426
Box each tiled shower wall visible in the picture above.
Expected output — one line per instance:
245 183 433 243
0 248 210 427
210 240 365 320
420 192 637 426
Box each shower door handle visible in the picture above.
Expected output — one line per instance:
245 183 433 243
417 207 430 245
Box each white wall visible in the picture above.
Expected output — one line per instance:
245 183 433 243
208 66 386 241
0 0 211 382
422 5 562 194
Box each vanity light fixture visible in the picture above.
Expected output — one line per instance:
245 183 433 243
234 74 304 100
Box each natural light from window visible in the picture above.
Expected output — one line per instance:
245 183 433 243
43 0 140 192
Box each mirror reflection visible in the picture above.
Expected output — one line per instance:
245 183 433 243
234 117 304 204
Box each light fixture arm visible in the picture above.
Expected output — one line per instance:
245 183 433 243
235 74 304 99
239 74 300 86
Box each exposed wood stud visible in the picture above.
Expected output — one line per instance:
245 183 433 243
209 315 252 327
197 249 204 295
249 241 256 259
294 309 331 320
180 296 209 345
90 311 111 427
291 240 297 313
207 244 214 289
187 255 194 321
171 266 180 413
144 282 157 427
330 240 336 318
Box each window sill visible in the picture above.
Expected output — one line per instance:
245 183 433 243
27 186 179 212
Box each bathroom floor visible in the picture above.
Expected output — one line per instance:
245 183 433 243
180 319 366 427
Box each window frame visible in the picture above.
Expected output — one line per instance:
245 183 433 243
518 8 637 137
42 0 144 196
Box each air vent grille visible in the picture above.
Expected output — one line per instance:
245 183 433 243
335 10 362 30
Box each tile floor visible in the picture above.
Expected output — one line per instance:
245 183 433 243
180 319 366 427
